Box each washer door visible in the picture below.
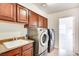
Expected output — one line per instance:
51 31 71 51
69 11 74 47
40 31 48 46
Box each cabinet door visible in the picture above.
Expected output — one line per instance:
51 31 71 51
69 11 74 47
28 10 38 27
38 15 44 28
22 48 33 56
43 18 48 28
0 3 16 21
23 43 33 51
0 48 21 56
17 4 28 24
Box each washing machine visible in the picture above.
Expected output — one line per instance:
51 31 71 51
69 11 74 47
48 29 55 52
28 28 49 56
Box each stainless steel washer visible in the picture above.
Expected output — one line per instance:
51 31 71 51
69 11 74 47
28 28 49 56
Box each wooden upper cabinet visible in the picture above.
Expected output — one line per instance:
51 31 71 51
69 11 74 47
38 15 48 28
28 10 38 27
16 4 28 24
0 3 16 21
38 15 44 28
43 18 48 28
0 3 48 28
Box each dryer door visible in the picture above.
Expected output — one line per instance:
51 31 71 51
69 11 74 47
49 29 55 40
50 29 55 47
40 31 49 46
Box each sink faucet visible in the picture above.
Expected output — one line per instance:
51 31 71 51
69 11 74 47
13 37 15 41
24 35 28 40
13 37 18 40
15 37 18 40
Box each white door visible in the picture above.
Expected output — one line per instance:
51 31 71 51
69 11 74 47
59 16 74 56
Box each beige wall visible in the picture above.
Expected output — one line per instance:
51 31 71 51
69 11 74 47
48 7 79 50
0 20 27 40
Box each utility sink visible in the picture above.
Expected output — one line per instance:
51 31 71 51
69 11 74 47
3 39 29 49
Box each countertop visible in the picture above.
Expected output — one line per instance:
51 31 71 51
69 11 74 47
0 39 34 54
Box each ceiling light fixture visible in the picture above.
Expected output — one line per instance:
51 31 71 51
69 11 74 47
41 3 47 7
41 3 56 7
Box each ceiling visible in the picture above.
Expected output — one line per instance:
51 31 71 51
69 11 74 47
34 3 79 14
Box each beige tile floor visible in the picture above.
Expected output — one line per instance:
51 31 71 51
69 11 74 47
47 48 74 56
47 48 58 56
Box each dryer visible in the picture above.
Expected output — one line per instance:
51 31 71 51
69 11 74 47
48 29 55 52
28 28 49 56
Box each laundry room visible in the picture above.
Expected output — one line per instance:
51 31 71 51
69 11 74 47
0 3 79 57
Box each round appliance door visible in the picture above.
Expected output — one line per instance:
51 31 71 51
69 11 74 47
40 31 49 46
50 29 55 39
